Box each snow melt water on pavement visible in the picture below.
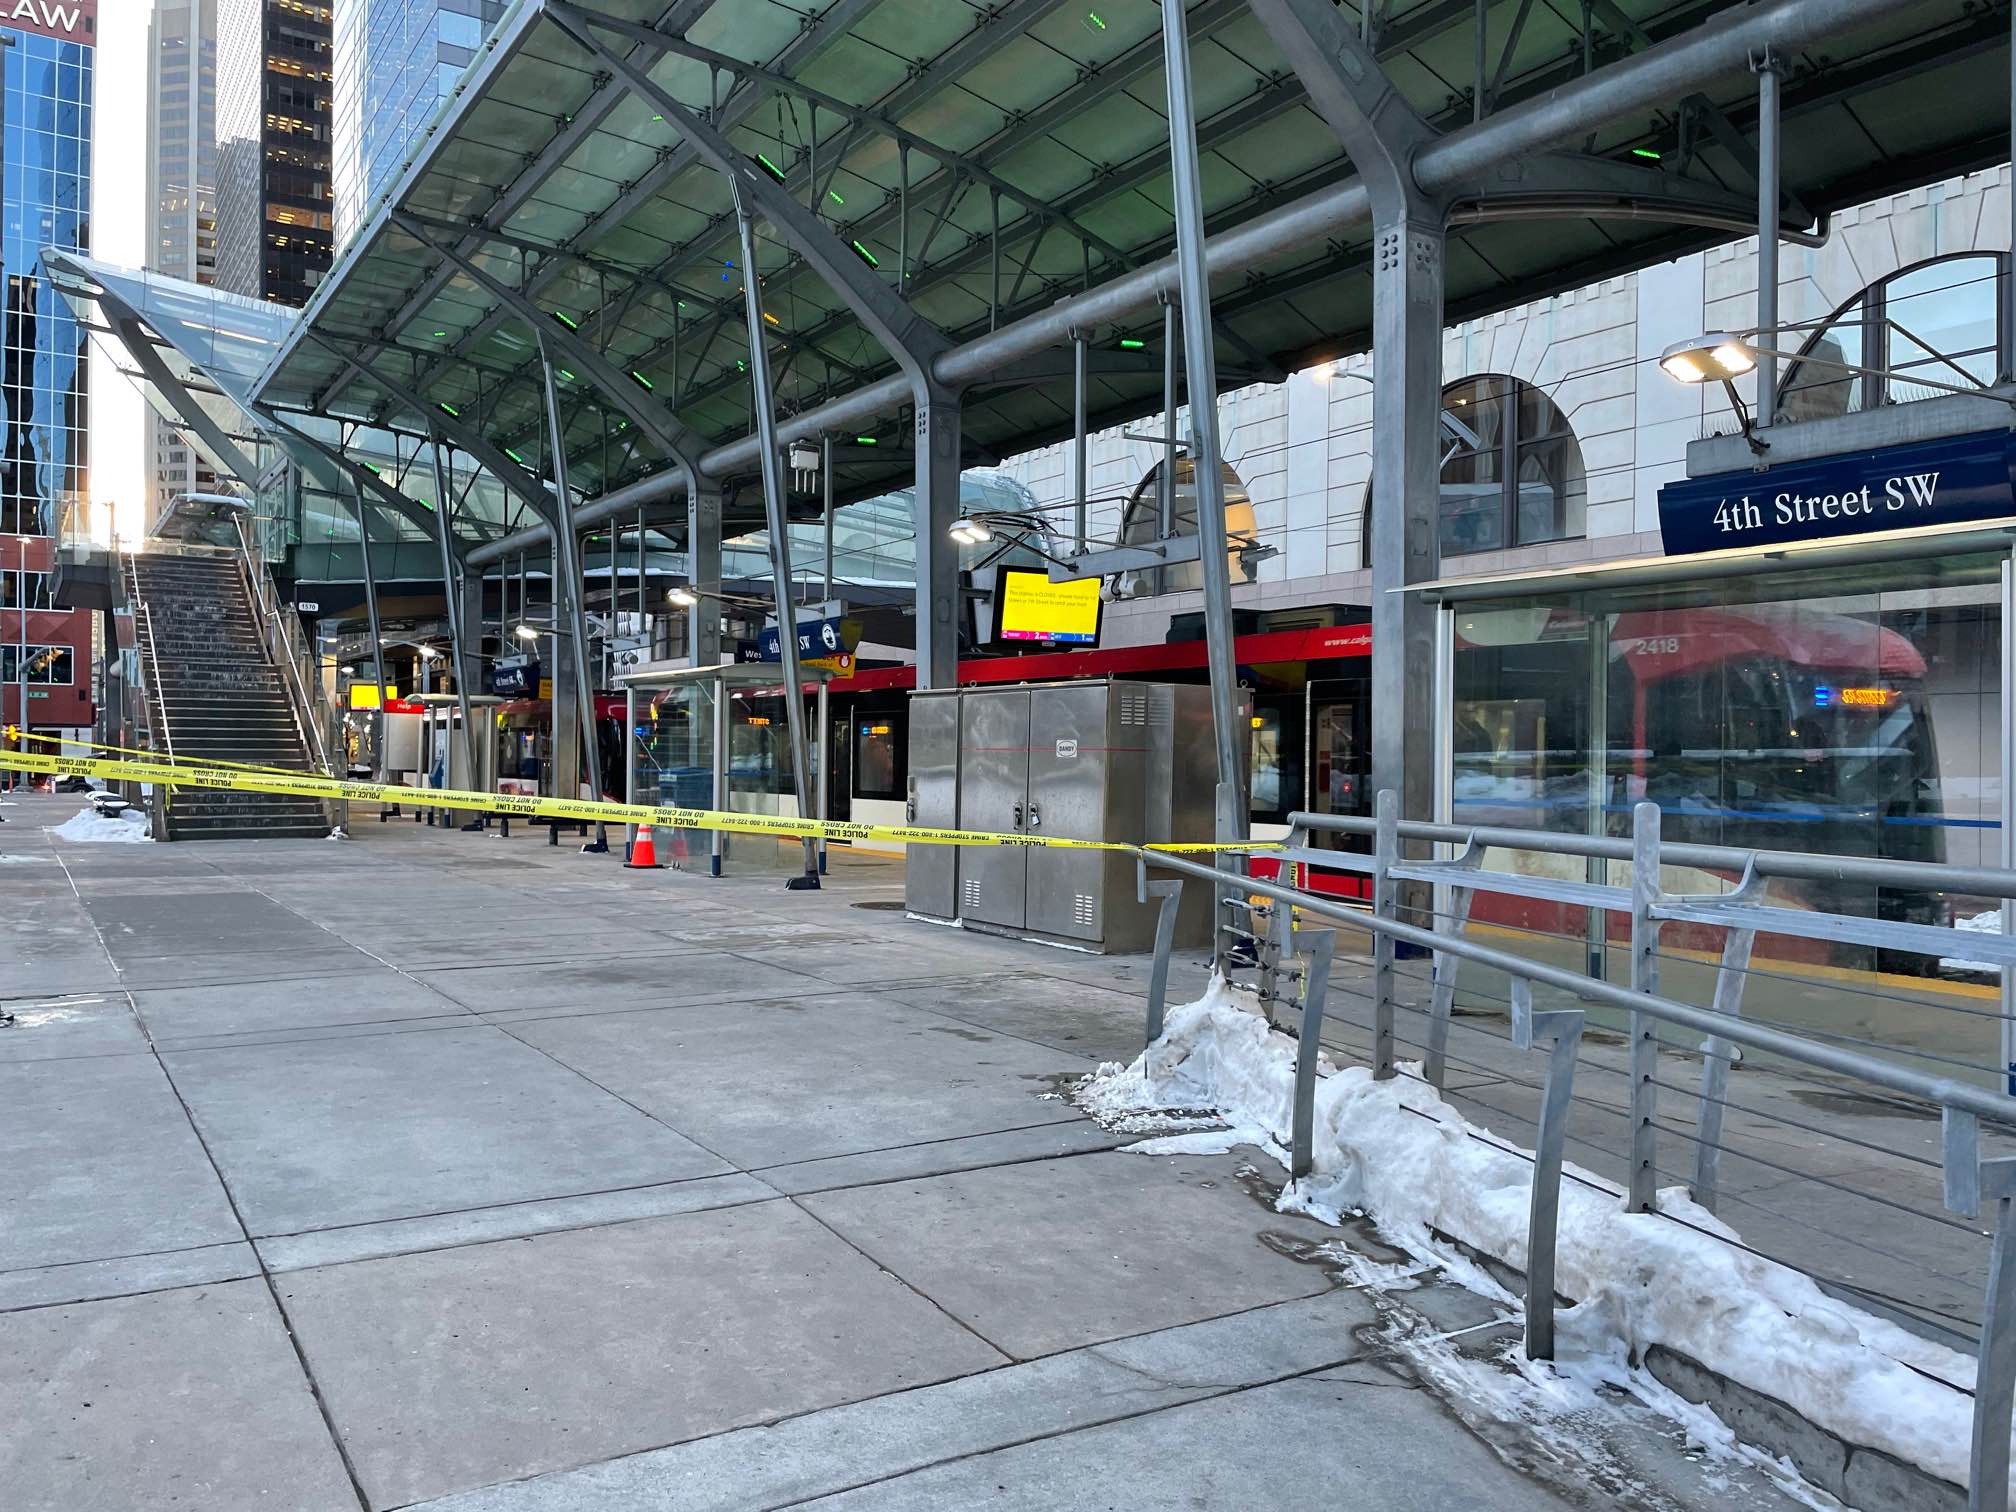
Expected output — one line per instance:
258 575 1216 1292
1074 981 1994 1498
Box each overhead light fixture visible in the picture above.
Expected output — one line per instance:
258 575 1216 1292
514 623 541 640
1659 333 1757 384
417 646 439 660
666 586 699 607
949 517 993 545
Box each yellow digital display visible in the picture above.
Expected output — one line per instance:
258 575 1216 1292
348 684 395 710
995 568 1102 644
1837 687 1893 708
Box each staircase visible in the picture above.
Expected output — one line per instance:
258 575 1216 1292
127 551 332 840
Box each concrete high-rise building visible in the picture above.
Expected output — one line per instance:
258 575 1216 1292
0 0 95 743
146 0 218 528
331 0 503 251
215 0 333 306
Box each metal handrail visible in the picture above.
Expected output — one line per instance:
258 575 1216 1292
227 512 336 782
1134 825 2016 1512
1289 807 2016 900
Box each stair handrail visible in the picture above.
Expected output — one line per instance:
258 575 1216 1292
226 510 335 779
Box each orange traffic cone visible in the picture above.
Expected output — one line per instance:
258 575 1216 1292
626 823 664 869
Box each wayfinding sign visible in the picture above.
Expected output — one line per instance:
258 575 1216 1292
1656 429 2016 555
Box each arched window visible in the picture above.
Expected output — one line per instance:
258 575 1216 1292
1780 252 2010 422
1114 457 1260 597
1361 374 1587 563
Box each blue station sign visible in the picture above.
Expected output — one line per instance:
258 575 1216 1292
755 615 857 662
1656 428 2016 556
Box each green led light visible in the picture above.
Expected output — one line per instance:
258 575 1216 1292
1118 338 1146 350
854 435 877 446
437 402 460 417
554 310 578 329
756 152 787 182
736 359 747 371
631 369 654 390
1631 146 1662 160
1086 11 1106 29
431 329 446 338
416 499 434 511
851 239 879 269
364 464 382 476
504 447 526 465
651 113 663 122
558 368 575 382
828 189 844 205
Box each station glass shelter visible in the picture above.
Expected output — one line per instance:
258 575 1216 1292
1420 419 2016 1087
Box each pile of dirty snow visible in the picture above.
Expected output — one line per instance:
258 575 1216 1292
1074 981 1995 1497
47 807 152 843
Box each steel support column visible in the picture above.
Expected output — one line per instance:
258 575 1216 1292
914 383 964 689
1072 331 1089 551
1754 51 1781 431
538 339 601 820
688 488 722 668
1248 0 1444 827
427 434 480 788
1161 0 1248 954
351 473 388 781
731 181 821 886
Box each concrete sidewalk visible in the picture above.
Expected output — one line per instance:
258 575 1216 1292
2 793 1812 1510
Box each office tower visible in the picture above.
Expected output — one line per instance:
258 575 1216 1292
0 0 94 740
215 0 332 305
330 0 503 251
146 0 218 525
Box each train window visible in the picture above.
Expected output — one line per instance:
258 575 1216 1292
854 714 906 801
1250 709 1283 815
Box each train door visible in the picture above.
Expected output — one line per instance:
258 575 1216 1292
1305 678 1372 848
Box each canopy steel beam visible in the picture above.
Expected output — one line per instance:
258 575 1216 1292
394 212 707 478
427 428 481 784
395 0 890 416
259 409 467 549
545 0 954 388
467 0 1899 571
102 312 264 489
301 332 558 529
730 178 820 884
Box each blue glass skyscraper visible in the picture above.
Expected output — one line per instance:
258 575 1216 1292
331 0 503 250
0 4 90 536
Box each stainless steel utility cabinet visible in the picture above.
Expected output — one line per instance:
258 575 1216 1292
903 679 1229 952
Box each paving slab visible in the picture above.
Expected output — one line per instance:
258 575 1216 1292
758 1119 1124 1196
106 947 381 990
0 993 147 1061
0 1278 359 1512
132 968 470 1040
413 950 819 1011
887 970 1154 1061
162 1023 731 1233
503 993 1089 1167
278 1199 1008 1509
403 1290 1375 1512
730 939 997 986
800 1149 1343 1360
0 1239 262 1312
792 1373 1575 1512
0 1052 242 1273
83 889 334 958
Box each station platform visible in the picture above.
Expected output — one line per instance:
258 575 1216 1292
0 793 1829 1510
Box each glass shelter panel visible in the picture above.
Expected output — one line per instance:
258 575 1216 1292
1450 553 2006 1086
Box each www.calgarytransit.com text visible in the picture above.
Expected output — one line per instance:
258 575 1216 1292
1709 469 1941 534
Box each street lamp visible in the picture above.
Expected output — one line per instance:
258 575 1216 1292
1660 328 2016 452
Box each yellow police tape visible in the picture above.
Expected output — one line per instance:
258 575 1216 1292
0 748 1274 855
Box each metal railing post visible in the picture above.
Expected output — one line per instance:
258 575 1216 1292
1371 788 1399 1078
1628 800 1662 1212
1424 835 1483 1089
1290 926 1339 1182
1950 1131 2016 1512
1692 919 1756 1214
1510 976 1585 1362
1138 854 1186 1045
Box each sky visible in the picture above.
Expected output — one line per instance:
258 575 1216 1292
89 0 147 536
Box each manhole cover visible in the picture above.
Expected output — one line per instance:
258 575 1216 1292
851 899 906 911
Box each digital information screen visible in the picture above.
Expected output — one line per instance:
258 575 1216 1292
993 568 1103 645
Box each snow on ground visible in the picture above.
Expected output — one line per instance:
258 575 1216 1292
1944 909 2003 974
1074 981 1992 1497
47 808 152 843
